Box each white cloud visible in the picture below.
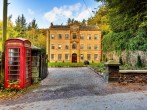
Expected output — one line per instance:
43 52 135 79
76 8 92 21
28 8 34 15
43 2 92 24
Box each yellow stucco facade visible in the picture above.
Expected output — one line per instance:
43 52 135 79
46 23 101 63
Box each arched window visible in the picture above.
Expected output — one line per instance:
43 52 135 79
72 44 77 49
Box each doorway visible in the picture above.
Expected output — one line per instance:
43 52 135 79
72 53 77 63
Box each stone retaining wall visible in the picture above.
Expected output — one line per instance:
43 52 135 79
119 70 147 83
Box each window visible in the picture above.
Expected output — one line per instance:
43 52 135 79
80 34 84 40
80 44 84 49
72 34 77 39
94 34 98 40
65 45 69 49
58 54 62 60
87 44 91 50
58 34 62 39
51 54 54 60
65 34 69 39
51 34 55 39
87 34 91 40
65 54 69 60
51 44 55 49
58 44 62 49
80 54 84 60
94 45 98 50
72 44 77 49
87 54 91 60
94 54 98 60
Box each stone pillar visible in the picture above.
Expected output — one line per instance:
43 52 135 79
105 60 120 82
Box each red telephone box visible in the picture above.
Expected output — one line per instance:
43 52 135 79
5 38 32 89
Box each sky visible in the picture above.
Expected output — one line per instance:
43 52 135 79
0 0 102 28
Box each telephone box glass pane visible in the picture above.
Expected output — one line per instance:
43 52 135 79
26 48 31 82
8 48 20 81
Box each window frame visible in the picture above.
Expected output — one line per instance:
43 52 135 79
80 54 84 60
87 54 91 60
65 34 69 39
94 34 98 40
58 44 62 49
51 34 55 39
87 34 91 40
51 44 55 49
58 54 62 60
94 54 98 60
51 54 54 60
58 34 62 39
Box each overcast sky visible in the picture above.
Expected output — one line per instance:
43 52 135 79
0 0 101 28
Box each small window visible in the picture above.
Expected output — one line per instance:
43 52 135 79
94 54 98 60
80 34 84 40
58 34 62 39
94 45 98 50
65 34 69 39
80 54 84 60
72 44 77 49
65 45 69 49
51 54 54 60
58 44 62 49
87 54 91 60
58 54 62 60
51 44 55 49
51 34 55 39
72 34 77 39
94 34 98 40
80 44 84 49
87 34 91 40
65 54 69 60
87 45 91 50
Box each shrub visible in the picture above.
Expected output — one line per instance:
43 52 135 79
119 56 123 65
136 55 143 68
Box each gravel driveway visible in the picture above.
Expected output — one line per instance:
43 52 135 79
0 67 147 110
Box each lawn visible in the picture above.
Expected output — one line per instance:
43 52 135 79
48 62 85 67
48 62 106 72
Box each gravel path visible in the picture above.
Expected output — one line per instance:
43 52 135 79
0 67 147 110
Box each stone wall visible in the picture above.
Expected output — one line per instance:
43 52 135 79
119 70 147 83
103 51 147 66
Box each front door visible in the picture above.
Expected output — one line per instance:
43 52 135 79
72 53 77 63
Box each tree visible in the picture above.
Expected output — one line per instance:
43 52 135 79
67 18 72 25
87 6 111 35
14 14 27 38
81 19 86 26
94 0 147 52
28 19 38 30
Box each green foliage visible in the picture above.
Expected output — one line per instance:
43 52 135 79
94 0 147 52
88 6 111 35
28 19 38 30
14 14 27 38
89 62 106 74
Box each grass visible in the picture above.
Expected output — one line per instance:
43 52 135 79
48 62 85 67
48 62 106 74
89 62 106 74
